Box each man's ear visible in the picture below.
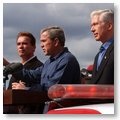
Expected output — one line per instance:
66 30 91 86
108 22 113 31
32 46 36 52
54 38 59 47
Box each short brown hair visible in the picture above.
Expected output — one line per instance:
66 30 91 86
41 26 65 46
16 32 36 46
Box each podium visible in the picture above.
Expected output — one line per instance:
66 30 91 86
3 90 49 105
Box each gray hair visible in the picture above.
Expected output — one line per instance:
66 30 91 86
90 9 114 23
40 26 65 46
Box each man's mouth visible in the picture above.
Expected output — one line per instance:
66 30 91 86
94 33 98 37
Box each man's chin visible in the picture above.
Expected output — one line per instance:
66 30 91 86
44 53 48 56
19 54 26 57
95 38 100 41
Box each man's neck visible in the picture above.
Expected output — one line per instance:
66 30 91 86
101 32 114 43
101 36 114 44
21 55 35 65
51 47 64 58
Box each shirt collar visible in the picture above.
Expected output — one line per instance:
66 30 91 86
50 47 68 62
102 38 114 50
22 56 36 65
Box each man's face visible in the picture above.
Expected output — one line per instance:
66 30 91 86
40 31 56 56
91 15 108 42
17 36 35 58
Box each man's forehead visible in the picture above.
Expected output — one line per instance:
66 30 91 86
41 31 49 37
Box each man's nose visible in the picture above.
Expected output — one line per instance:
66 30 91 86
18 44 23 48
91 26 95 33
40 43 43 48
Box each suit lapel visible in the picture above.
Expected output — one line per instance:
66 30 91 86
24 56 37 67
92 43 114 83
93 53 99 76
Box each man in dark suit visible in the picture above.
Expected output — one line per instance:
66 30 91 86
90 9 114 84
7 32 43 88
3 32 43 113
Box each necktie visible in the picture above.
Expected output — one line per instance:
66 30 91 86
99 46 105 53
97 46 105 70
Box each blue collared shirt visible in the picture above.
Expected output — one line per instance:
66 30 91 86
20 47 80 91
97 39 114 70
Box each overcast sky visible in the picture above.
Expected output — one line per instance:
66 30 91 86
3 3 114 68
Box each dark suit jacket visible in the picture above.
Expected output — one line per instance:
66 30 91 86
8 56 43 89
90 42 114 84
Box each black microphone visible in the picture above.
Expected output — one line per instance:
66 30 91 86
81 68 88 76
3 62 23 76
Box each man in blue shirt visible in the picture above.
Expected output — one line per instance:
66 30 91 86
12 26 81 91
90 9 114 84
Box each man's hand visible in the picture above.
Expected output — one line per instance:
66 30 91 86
12 80 26 90
3 58 10 66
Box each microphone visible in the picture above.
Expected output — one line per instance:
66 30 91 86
3 62 23 76
81 68 88 76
